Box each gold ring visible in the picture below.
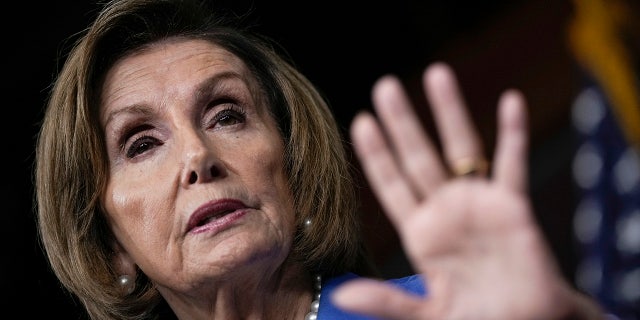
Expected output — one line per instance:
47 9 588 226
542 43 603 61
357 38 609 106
450 157 489 177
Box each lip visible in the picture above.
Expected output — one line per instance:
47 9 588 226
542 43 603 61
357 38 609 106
186 199 249 234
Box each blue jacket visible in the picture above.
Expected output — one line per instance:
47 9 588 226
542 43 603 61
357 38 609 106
318 273 426 319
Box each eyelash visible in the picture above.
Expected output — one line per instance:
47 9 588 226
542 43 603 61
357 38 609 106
122 103 247 159
208 104 246 129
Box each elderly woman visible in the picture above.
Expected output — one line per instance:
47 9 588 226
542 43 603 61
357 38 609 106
35 0 604 319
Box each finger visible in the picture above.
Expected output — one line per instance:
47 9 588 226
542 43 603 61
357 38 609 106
492 89 528 192
350 111 420 222
423 62 486 176
371 75 448 195
331 278 425 320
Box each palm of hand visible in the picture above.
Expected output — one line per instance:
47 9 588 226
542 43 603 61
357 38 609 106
402 181 571 320
333 63 577 320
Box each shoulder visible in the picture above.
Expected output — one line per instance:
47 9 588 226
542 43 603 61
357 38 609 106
317 273 427 320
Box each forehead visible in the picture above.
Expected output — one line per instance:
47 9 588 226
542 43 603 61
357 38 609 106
100 38 255 111
109 38 247 80
120 37 244 68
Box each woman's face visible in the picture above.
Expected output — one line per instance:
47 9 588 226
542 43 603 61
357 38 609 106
99 39 295 293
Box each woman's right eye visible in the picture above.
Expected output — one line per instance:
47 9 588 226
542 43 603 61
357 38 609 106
125 135 161 158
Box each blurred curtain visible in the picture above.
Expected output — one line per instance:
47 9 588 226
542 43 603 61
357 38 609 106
568 0 640 318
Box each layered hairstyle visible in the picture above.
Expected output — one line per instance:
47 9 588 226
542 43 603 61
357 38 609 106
35 0 373 318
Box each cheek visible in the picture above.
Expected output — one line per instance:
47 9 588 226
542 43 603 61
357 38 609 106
255 168 297 244
267 164 295 224
245 139 296 225
102 176 173 248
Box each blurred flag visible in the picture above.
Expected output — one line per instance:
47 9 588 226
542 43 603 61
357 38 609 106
568 0 640 318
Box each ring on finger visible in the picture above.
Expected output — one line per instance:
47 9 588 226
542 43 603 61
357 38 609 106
450 156 489 177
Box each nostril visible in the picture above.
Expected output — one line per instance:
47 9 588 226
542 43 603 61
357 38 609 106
188 171 197 184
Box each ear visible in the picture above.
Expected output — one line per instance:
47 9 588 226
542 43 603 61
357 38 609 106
111 238 137 277
111 238 137 294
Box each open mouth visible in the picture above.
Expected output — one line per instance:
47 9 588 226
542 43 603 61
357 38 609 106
195 209 235 227
187 199 248 233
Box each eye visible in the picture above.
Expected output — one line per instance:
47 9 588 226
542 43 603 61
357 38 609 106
120 124 162 159
208 103 246 129
126 136 160 158
126 135 161 158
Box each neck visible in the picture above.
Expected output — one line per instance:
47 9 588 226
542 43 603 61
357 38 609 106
161 265 317 320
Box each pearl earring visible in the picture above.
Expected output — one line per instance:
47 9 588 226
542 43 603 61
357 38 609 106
118 274 135 295
304 217 312 229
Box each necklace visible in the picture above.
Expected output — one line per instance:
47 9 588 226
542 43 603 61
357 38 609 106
304 274 322 320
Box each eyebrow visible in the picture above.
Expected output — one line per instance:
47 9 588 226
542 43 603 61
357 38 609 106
102 70 245 127
102 104 153 128
193 71 244 106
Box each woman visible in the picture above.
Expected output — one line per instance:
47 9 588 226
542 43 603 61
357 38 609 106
35 0 604 319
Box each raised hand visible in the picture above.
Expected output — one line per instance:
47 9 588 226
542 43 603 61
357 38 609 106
333 62 594 319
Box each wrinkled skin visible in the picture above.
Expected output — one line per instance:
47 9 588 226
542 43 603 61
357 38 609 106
100 39 307 319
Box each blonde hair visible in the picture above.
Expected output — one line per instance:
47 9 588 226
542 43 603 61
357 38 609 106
35 0 373 318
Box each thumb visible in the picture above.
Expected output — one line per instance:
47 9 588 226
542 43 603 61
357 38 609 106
331 278 426 320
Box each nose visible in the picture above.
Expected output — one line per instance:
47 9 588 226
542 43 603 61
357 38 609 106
180 131 225 186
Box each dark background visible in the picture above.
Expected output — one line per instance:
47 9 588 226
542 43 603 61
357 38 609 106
4 0 582 317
